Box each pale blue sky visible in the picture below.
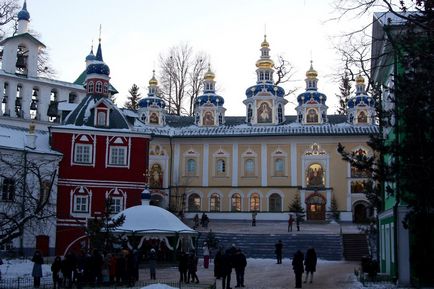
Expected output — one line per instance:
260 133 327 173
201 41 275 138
27 0 371 115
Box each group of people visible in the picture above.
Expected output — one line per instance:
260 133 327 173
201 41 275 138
177 250 199 283
214 244 247 289
193 212 210 229
292 247 318 288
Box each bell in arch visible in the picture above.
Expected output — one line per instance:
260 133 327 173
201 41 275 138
30 99 38 110
16 54 27 69
47 101 58 117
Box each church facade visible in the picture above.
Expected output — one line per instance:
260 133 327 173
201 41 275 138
0 1 378 255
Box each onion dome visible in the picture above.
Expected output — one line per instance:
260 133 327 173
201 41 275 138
138 71 166 109
261 35 270 48
347 74 375 109
255 35 274 70
245 83 285 98
306 61 318 79
86 41 110 76
85 47 96 62
18 1 30 21
195 65 224 107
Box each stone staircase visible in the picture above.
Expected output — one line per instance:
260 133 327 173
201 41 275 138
342 233 369 261
195 232 343 261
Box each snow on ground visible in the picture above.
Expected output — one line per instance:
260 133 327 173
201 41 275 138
0 259 51 278
0 258 403 289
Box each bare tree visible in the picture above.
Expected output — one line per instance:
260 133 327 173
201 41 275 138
159 44 208 116
0 150 60 252
0 0 19 39
335 71 353 115
274 55 297 96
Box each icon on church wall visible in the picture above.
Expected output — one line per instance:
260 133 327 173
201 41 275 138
149 163 163 188
203 110 214 126
306 163 324 187
149 112 159 124
357 111 367 123
257 101 272 123
306 108 319 123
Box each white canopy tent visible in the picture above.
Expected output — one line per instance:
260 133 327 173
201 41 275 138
112 205 197 251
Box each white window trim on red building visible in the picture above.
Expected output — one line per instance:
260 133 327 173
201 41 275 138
105 136 131 168
71 134 96 167
70 186 92 218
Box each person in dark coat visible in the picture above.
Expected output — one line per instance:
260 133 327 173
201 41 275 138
214 247 224 279
292 250 304 288
148 248 157 280
51 256 62 289
178 251 189 283
187 250 199 283
275 240 283 264
221 248 234 289
233 249 247 288
62 251 76 288
304 247 317 283
31 250 43 288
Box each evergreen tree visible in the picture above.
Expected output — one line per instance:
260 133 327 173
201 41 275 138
124 83 141 110
86 197 125 252
329 195 340 221
336 72 352 115
288 193 305 214
205 229 219 250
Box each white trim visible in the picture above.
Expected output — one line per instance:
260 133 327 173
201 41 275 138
261 143 267 186
291 142 297 186
203 144 209 186
232 143 238 186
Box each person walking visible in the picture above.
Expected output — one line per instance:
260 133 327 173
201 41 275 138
296 215 301 231
292 249 304 288
203 241 210 269
233 249 247 288
214 247 224 279
188 250 199 283
221 249 233 289
149 248 157 280
288 214 294 232
304 247 317 283
51 256 62 289
275 240 283 264
251 211 257 226
178 251 189 283
31 250 43 288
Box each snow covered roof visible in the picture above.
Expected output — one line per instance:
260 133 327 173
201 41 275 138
133 115 378 137
0 122 61 155
113 205 197 235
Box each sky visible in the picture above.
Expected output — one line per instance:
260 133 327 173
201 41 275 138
26 0 373 116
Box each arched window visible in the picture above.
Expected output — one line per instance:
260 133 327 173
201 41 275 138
245 159 255 176
216 159 226 174
274 158 285 176
250 193 260 211
97 111 106 126
95 81 103 93
306 163 325 187
231 193 241 212
210 193 220 212
306 108 319 123
278 104 283 123
186 159 197 175
269 193 282 212
188 193 201 211
247 105 253 123
87 81 94 93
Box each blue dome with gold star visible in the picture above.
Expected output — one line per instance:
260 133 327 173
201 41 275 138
86 42 109 76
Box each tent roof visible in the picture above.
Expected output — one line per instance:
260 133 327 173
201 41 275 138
113 205 196 235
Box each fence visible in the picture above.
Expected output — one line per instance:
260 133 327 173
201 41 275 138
0 277 216 289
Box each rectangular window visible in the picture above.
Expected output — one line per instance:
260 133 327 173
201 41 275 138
1 178 15 201
109 146 127 166
74 195 89 213
74 144 92 164
111 197 122 213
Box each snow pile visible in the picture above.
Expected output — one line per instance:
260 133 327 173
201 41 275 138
140 284 178 289
0 259 51 278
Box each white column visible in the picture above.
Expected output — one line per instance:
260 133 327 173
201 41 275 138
0 80 4 116
261 143 267 187
291 142 297 186
203 144 209 187
300 190 306 214
6 80 17 117
38 86 51 121
232 143 238 187
20 83 32 120
173 143 180 184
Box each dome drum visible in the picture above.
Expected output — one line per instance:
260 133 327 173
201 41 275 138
195 94 224 107
347 95 375 109
138 97 166 109
245 84 285 98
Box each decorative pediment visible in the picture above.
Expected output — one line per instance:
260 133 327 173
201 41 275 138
150 145 166 156
241 147 257 158
304 143 327 156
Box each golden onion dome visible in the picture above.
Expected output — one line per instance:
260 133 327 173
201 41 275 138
149 70 158 85
261 34 269 48
204 65 215 80
256 58 274 69
356 73 365 84
306 61 318 79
